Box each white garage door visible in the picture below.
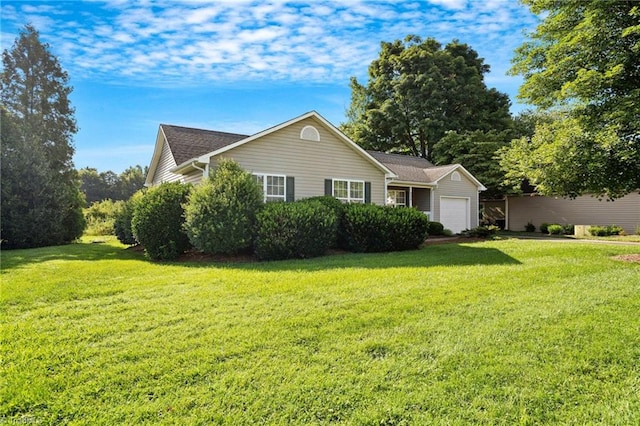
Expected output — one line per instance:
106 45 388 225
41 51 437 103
440 197 469 234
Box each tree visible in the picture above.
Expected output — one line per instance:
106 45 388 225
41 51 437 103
432 130 513 199
79 165 147 205
506 0 640 198
1 25 85 248
341 35 512 162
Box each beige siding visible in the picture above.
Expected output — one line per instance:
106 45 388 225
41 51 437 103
433 172 480 227
183 169 204 185
152 139 181 185
209 116 387 204
507 193 640 234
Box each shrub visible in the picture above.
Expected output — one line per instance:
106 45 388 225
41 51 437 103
84 199 124 236
588 225 624 236
254 201 337 260
426 221 445 236
461 225 499 238
547 224 564 235
342 204 429 253
183 159 263 255
114 190 145 245
562 224 574 235
131 182 192 260
300 196 344 248
525 222 536 232
539 223 550 234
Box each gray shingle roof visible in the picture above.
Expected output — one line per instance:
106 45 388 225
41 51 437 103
367 150 457 184
161 124 248 166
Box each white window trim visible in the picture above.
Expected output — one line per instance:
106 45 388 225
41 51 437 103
254 173 286 202
387 189 406 207
451 171 462 181
332 178 365 203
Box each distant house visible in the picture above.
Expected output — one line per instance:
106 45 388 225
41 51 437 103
145 111 486 233
504 193 640 235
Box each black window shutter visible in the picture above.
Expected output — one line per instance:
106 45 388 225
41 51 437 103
325 179 332 196
365 182 371 204
286 176 295 202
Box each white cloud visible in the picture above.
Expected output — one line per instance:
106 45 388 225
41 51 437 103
0 0 537 91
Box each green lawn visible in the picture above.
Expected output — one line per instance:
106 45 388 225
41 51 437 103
2 238 639 425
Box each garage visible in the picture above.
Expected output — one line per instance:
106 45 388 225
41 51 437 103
440 197 469 234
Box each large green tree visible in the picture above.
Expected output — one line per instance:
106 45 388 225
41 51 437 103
504 0 640 198
1 25 85 248
341 35 512 163
79 165 146 205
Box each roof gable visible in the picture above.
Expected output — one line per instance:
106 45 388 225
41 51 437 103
195 111 395 177
368 150 485 190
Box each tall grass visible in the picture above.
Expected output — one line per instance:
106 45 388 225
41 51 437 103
1 238 639 424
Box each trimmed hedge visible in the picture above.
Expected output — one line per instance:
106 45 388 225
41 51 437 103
131 182 192 260
342 204 429 252
183 159 263 255
300 196 345 248
588 225 624 236
254 200 337 260
114 190 145 245
426 221 445 236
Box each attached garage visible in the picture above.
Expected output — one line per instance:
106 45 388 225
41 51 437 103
440 197 470 234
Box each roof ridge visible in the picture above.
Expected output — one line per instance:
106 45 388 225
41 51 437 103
160 123 249 138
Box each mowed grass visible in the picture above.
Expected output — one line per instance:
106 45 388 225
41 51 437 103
1 238 639 425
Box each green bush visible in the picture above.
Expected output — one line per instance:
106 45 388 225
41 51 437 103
540 223 550 234
131 182 192 260
83 199 124 236
547 224 564 235
342 204 429 252
254 201 337 260
562 224 574 235
426 221 445 236
300 196 345 248
114 190 145 245
525 222 536 232
461 225 500 238
588 225 624 236
183 160 263 255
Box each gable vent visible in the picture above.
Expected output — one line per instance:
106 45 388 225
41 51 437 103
300 125 320 141
451 171 461 181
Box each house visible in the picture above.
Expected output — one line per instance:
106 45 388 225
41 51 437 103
145 111 486 233
503 193 640 235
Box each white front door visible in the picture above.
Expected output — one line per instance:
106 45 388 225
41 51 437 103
440 197 469 234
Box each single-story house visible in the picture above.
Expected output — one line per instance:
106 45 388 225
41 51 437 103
145 111 486 233
503 193 640 235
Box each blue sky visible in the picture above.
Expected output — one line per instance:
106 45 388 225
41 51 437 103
1 0 538 173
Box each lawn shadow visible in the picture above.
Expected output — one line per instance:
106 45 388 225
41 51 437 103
177 242 522 272
2 240 521 273
0 241 143 271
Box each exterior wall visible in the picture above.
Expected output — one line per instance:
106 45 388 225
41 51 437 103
507 193 640 234
183 169 205 185
209 116 387 204
433 172 480 228
152 139 181 185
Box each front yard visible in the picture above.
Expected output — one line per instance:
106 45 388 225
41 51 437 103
1 238 639 424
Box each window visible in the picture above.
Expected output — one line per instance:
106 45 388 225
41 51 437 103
254 174 286 202
300 125 320 141
333 179 364 203
387 190 406 207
